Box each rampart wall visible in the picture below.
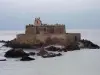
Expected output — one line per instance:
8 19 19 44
25 24 66 34
15 33 81 46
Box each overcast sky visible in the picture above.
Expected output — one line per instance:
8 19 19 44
0 0 100 30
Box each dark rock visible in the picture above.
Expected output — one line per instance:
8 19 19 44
3 40 44 49
4 48 29 58
42 54 56 58
4 42 32 49
37 48 48 56
0 40 7 43
42 53 62 58
66 43 80 51
56 53 62 56
46 46 59 51
46 44 80 52
37 47 62 58
0 59 6 61
46 46 65 52
63 48 67 52
20 56 35 61
28 52 35 56
80 39 100 49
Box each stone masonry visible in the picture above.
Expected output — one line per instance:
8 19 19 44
14 17 81 46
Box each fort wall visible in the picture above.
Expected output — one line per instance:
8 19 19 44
14 17 81 46
66 33 81 45
16 33 81 46
25 24 66 34
16 34 36 44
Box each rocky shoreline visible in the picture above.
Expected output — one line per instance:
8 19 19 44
1 39 100 50
0 39 100 61
79 39 100 49
4 48 63 61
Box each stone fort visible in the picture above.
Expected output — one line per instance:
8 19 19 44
14 17 81 46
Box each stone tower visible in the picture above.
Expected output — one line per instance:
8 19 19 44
34 17 42 26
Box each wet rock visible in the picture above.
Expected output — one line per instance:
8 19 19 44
79 39 100 49
0 59 6 61
4 48 29 58
37 48 48 56
66 44 80 51
37 47 62 58
42 53 62 58
0 40 7 43
45 46 59 51
20 56 35 61
56 53 62 56
42 54 54 58
4 40 44 49
4 42 32 49
46 46 65 52
28 52 35 56
46 44 80 52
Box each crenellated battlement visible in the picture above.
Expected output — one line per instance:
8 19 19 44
26 24 65 28
42 24 65 26
25 18 66 34
26 24 34 28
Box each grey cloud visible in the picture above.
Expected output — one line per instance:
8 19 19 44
0 0 100 13
0 0 100 30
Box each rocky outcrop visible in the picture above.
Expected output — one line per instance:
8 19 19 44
66 43 80 51
0 40 7 43
45 46 67 52
28 52 35 56
42 53 62 58
3 41 43 49
37 47 62 58
0 59 6 61
37 48 48 56
3 39 79 51
20 56 35 61
4 48 29 58
79 39 100 49
4 41 33 48
56 53 62 56
45 44 80 52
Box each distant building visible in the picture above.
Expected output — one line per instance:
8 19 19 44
14 17 81 46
